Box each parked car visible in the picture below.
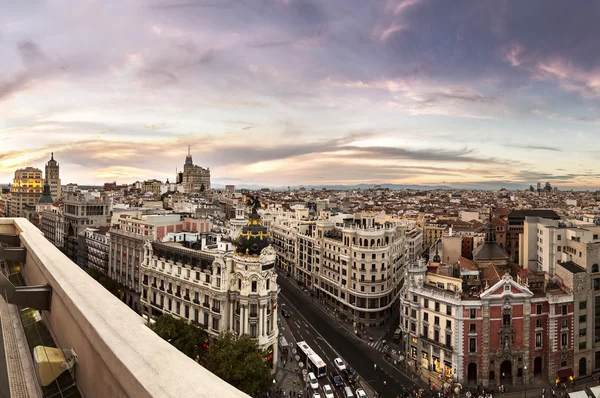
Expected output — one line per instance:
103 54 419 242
281 308 291 317
322 384 335 398
334 357 347 372
308 372 319 390
330 372 344 388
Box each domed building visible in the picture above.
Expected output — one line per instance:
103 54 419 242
231 196 278 368
140 196 279 370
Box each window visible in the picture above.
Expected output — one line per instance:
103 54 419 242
435 302 440 312
434 316 440 326
446 306 452 316
470 309 476 319
557 235 562 240
536 304 542 315
251 280 257 292
424 313 429 322
424 298 429 308
504 284 510 292
580 328 587 337
250 324 257 338
580 301 587 310
434 329 440 342
562 305 568 315
562 319 568 328
446 320 452 329
561 333 568 348
503 314 511 325
469 338 476 353
469 324 476 333
580 315 587 323
536 333 542 347
266 279 270 290
410 322 416 332
423 326 428 337
536 319 542 328
411 309 417 318
580 342 586 350
212 317 219 331
446 334 452 347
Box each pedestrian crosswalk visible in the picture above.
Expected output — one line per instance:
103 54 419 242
368 340 387 351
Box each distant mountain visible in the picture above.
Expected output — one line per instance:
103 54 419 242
211 183 455 191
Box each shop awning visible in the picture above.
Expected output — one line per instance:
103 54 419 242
557 368 573 378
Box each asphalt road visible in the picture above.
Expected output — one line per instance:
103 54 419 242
278 275 425 398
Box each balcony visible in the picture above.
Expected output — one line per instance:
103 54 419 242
211 307 221 314
420 334 453 351
203 302 210 308
0 217 249 398
193 298 200 305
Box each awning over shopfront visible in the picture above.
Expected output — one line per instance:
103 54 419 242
557 368 573 378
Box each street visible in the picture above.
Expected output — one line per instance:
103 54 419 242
278 274 426 398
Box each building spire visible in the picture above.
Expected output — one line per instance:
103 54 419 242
51 152 54 161
188 145 191 156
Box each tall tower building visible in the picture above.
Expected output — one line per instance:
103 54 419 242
45 152 61 200
10 167 44 217
179 146 211 192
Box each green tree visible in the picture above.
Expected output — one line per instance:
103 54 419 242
153 315 208 363
206 332 271 395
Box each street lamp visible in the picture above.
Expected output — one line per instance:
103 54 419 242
524 365 528 398
272 378 276 397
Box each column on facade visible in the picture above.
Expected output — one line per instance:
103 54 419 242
523 302 531 384
229 301 234 332
242 305 248 334
482 304 491 387
258 305 263 336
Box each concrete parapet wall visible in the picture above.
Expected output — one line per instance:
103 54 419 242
1 217 249 398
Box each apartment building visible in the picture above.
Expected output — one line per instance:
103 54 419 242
506 210 560 263
9 167 43 217
63 193 112 262
109 214 187 312
40 206 65 249
78 227 110 272
521 216 600 378
295 212 406 326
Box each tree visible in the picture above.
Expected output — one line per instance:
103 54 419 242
153 315 208 363
206 332 271 395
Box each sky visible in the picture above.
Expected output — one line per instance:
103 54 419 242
1 0 600 190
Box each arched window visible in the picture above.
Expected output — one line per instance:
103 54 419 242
370 239 375 247
593 264 599 273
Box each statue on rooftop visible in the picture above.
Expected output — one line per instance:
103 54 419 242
246 195 261 216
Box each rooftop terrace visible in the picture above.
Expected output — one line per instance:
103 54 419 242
0 217 249 398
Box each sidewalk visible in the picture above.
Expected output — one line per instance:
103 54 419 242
279 272 393 343
274 311 303 397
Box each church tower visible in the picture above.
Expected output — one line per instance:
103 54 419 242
45 152 61 200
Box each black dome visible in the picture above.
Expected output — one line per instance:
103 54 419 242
235 212 272 256
38 182 54 204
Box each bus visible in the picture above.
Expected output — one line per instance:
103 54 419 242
296 341 327 378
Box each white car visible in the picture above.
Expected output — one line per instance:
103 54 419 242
312 394 321 398
308 372 319 390
322 384 334 398
356 388 368 398
334 357 346 371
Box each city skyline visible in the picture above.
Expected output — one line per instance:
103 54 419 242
2 0 600 189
